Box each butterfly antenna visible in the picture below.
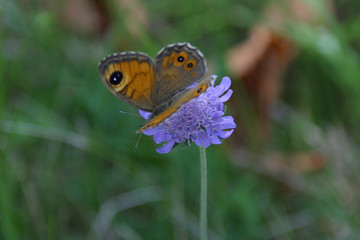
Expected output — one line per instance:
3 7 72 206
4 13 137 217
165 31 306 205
134 133 143 152
117 110 142 118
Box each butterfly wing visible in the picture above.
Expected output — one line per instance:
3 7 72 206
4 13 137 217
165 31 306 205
153 42 207 107
137 75 216 133
98 52 157 111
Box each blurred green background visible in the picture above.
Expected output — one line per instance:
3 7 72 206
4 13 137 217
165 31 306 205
1 0 360 239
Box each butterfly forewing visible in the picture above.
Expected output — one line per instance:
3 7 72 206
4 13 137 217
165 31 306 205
98 52 157 111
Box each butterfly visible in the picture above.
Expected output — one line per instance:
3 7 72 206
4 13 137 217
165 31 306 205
98 42 215 133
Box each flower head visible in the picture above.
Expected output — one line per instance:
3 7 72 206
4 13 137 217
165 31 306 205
140 76 236 153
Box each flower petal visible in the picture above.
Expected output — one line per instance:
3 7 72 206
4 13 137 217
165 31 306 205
156 141 176 154
218 129 234 139
139 109 152 120
153 131 168 144
220 76 232 90
209 134 222 144
217 116 236 129
218 89 233 102
142 127 158 136
195 130 211 148
214 76 231 95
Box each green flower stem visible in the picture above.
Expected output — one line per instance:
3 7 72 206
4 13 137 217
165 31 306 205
199 145 207 240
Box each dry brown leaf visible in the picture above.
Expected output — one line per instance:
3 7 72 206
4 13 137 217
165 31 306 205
227 0 332 138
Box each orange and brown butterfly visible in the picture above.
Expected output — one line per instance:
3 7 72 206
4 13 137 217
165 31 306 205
98 42 215 133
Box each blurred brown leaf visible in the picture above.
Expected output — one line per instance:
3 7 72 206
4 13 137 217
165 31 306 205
227 25 295 137
227 0 333 172
50 0 149 37
61 0 105 35
227 0 334 138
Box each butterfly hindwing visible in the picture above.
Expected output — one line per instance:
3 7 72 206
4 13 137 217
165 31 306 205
153 42 207 105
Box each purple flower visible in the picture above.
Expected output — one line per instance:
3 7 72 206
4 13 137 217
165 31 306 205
139 76 236 154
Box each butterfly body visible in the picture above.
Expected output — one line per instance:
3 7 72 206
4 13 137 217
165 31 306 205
98 42 214 132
